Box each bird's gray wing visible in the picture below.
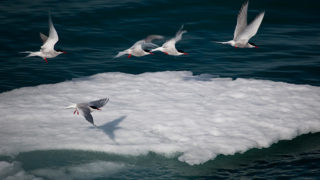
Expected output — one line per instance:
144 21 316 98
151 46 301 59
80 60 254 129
142 35 164 49
162 25 186 49
129 35 163 52
40 32 48 44
114 49 129 58
88 98 109 108
126 39 145 53
78 106 94 125
237 11 265 43
142 42 159 49
174 25 187 42
234 1 248 40
144 35 164 43
41 14 59 52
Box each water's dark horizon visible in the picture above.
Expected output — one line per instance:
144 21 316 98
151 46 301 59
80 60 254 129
1 0 320 179
1 0 320 93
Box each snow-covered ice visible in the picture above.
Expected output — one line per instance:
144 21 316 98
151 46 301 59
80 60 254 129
0 71 319 165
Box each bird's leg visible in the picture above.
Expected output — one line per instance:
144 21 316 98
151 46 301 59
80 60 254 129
73 109 79 115
149 52 154 55
44 57 48 63
128 54 132 58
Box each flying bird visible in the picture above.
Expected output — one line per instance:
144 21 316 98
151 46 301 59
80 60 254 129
114 35 164 58
66 98 109 126
21 14 66 63
151 25 188 56
216 1 265 48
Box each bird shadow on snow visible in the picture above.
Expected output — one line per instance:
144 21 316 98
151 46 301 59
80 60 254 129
93 115 127 141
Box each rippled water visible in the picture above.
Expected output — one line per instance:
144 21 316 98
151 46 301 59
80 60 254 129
0 0 320 179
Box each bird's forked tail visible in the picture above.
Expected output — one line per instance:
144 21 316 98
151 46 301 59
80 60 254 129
214 41 233 45
150 47 162 52
20 51 37 57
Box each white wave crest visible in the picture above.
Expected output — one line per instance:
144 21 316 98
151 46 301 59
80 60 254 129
0 71 319 165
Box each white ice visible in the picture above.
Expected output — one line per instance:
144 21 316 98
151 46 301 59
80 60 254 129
0 71 319 165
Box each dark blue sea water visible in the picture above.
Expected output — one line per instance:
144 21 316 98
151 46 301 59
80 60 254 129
1 0 320 179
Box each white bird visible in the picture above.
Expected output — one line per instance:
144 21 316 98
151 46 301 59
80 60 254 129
151 25 188 56
216 1 265 48
21 14 66 63
114 35 164 58
65 98 109 126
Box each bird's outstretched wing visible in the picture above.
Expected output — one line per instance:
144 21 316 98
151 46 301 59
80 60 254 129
237 11 265 43
114 40 144 58
115 35 163 57
133 35 163 49
88 98 109 108
114 50 129 58
144 35 164 43
142 35 164 49
234 1 248 40
79 106 94 125
163 25 186 49
41 14 59 52
142 42 159 50
130 40 146 52
174 25 187 42
40 32 48 44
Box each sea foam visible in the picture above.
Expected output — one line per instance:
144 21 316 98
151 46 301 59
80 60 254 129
0 71 319 165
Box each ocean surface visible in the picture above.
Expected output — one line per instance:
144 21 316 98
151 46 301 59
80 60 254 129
1 0 320 179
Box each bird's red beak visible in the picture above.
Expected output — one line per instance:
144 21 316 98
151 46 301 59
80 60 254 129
183 52 188 55
149 52 154 55
255 46 259 48
62 51 67 54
